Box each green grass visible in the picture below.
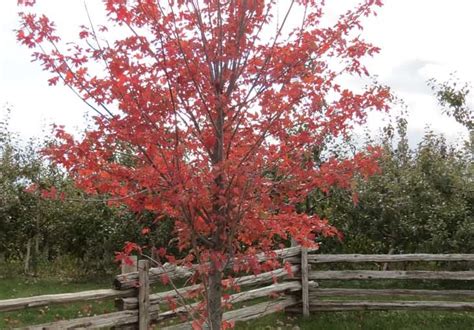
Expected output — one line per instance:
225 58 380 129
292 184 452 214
0 267 188 328
236 311 474 330
0 276 115 328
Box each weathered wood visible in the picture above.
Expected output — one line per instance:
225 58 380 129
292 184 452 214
299 300 474 312
119 281 301 313
255 246 302 262
118 283 201 310
161 296 299 329
114 263 194 290
152 300 199 322
0 289 135 312
233 265 299 287
25 305 165 330
305 254 474 264
301 248 309 317
138 260 150 330
144 282 301 324
224 296 299 322
118 266 299 310
121 283 302 323
114 247 303 290
308 270 474 281
309 288 474 299
227 281 301 304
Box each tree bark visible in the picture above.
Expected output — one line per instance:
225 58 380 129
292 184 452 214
24 238 31 274
207 260 223 330
382 247 394 271
32 230 40 276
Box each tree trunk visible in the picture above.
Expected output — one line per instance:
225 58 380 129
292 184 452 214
207 261 223 330
383 247 395 271
24 238 32 274
32 231 40 276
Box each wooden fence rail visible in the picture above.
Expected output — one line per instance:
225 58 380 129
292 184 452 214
162 297 299 330
305 253 474 263
114 246 303 290
310 288 474 298
1 248 473 329
299 251 474 316
308 270 474 281
287 300 474 312
1 247 301 329
0 289 134 313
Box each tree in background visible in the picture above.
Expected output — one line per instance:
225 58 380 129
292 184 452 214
17 1 388 326
429 74 473 157
0 109 52 275
1 109 174 276
312 109 473 255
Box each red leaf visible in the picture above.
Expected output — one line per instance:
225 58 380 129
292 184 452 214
48 76 60 86
19 1 389 315
17 0 36 6
157 247 167 258
284 261 294 278
160 274 170 285
123 242 141 255
79 30 89 39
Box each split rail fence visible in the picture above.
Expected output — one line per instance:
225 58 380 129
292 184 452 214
289 250 474 315
0 247 473 329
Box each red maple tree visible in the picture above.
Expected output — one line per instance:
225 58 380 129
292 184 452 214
17 0 389 328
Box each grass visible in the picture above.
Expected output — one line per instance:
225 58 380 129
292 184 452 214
0 265 187 328
236 310 474 330
0 275 116 328
1 266 473 329
234 278 474 329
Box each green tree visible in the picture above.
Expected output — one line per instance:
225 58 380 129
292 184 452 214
429 75 473 153
312 112 473 254
1 110 175 275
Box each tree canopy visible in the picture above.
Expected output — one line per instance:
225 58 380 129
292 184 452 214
17 1 388 327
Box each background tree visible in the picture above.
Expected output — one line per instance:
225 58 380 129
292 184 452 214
312 111 473 255
428 74 473 153
17 1 389 327
1 109 174 275
0 109 50 274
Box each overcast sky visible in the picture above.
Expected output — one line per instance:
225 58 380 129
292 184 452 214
1 0 472 146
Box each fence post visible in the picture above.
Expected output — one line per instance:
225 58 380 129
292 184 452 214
112 257 139 330
301 247 309 317
138 260 150 330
